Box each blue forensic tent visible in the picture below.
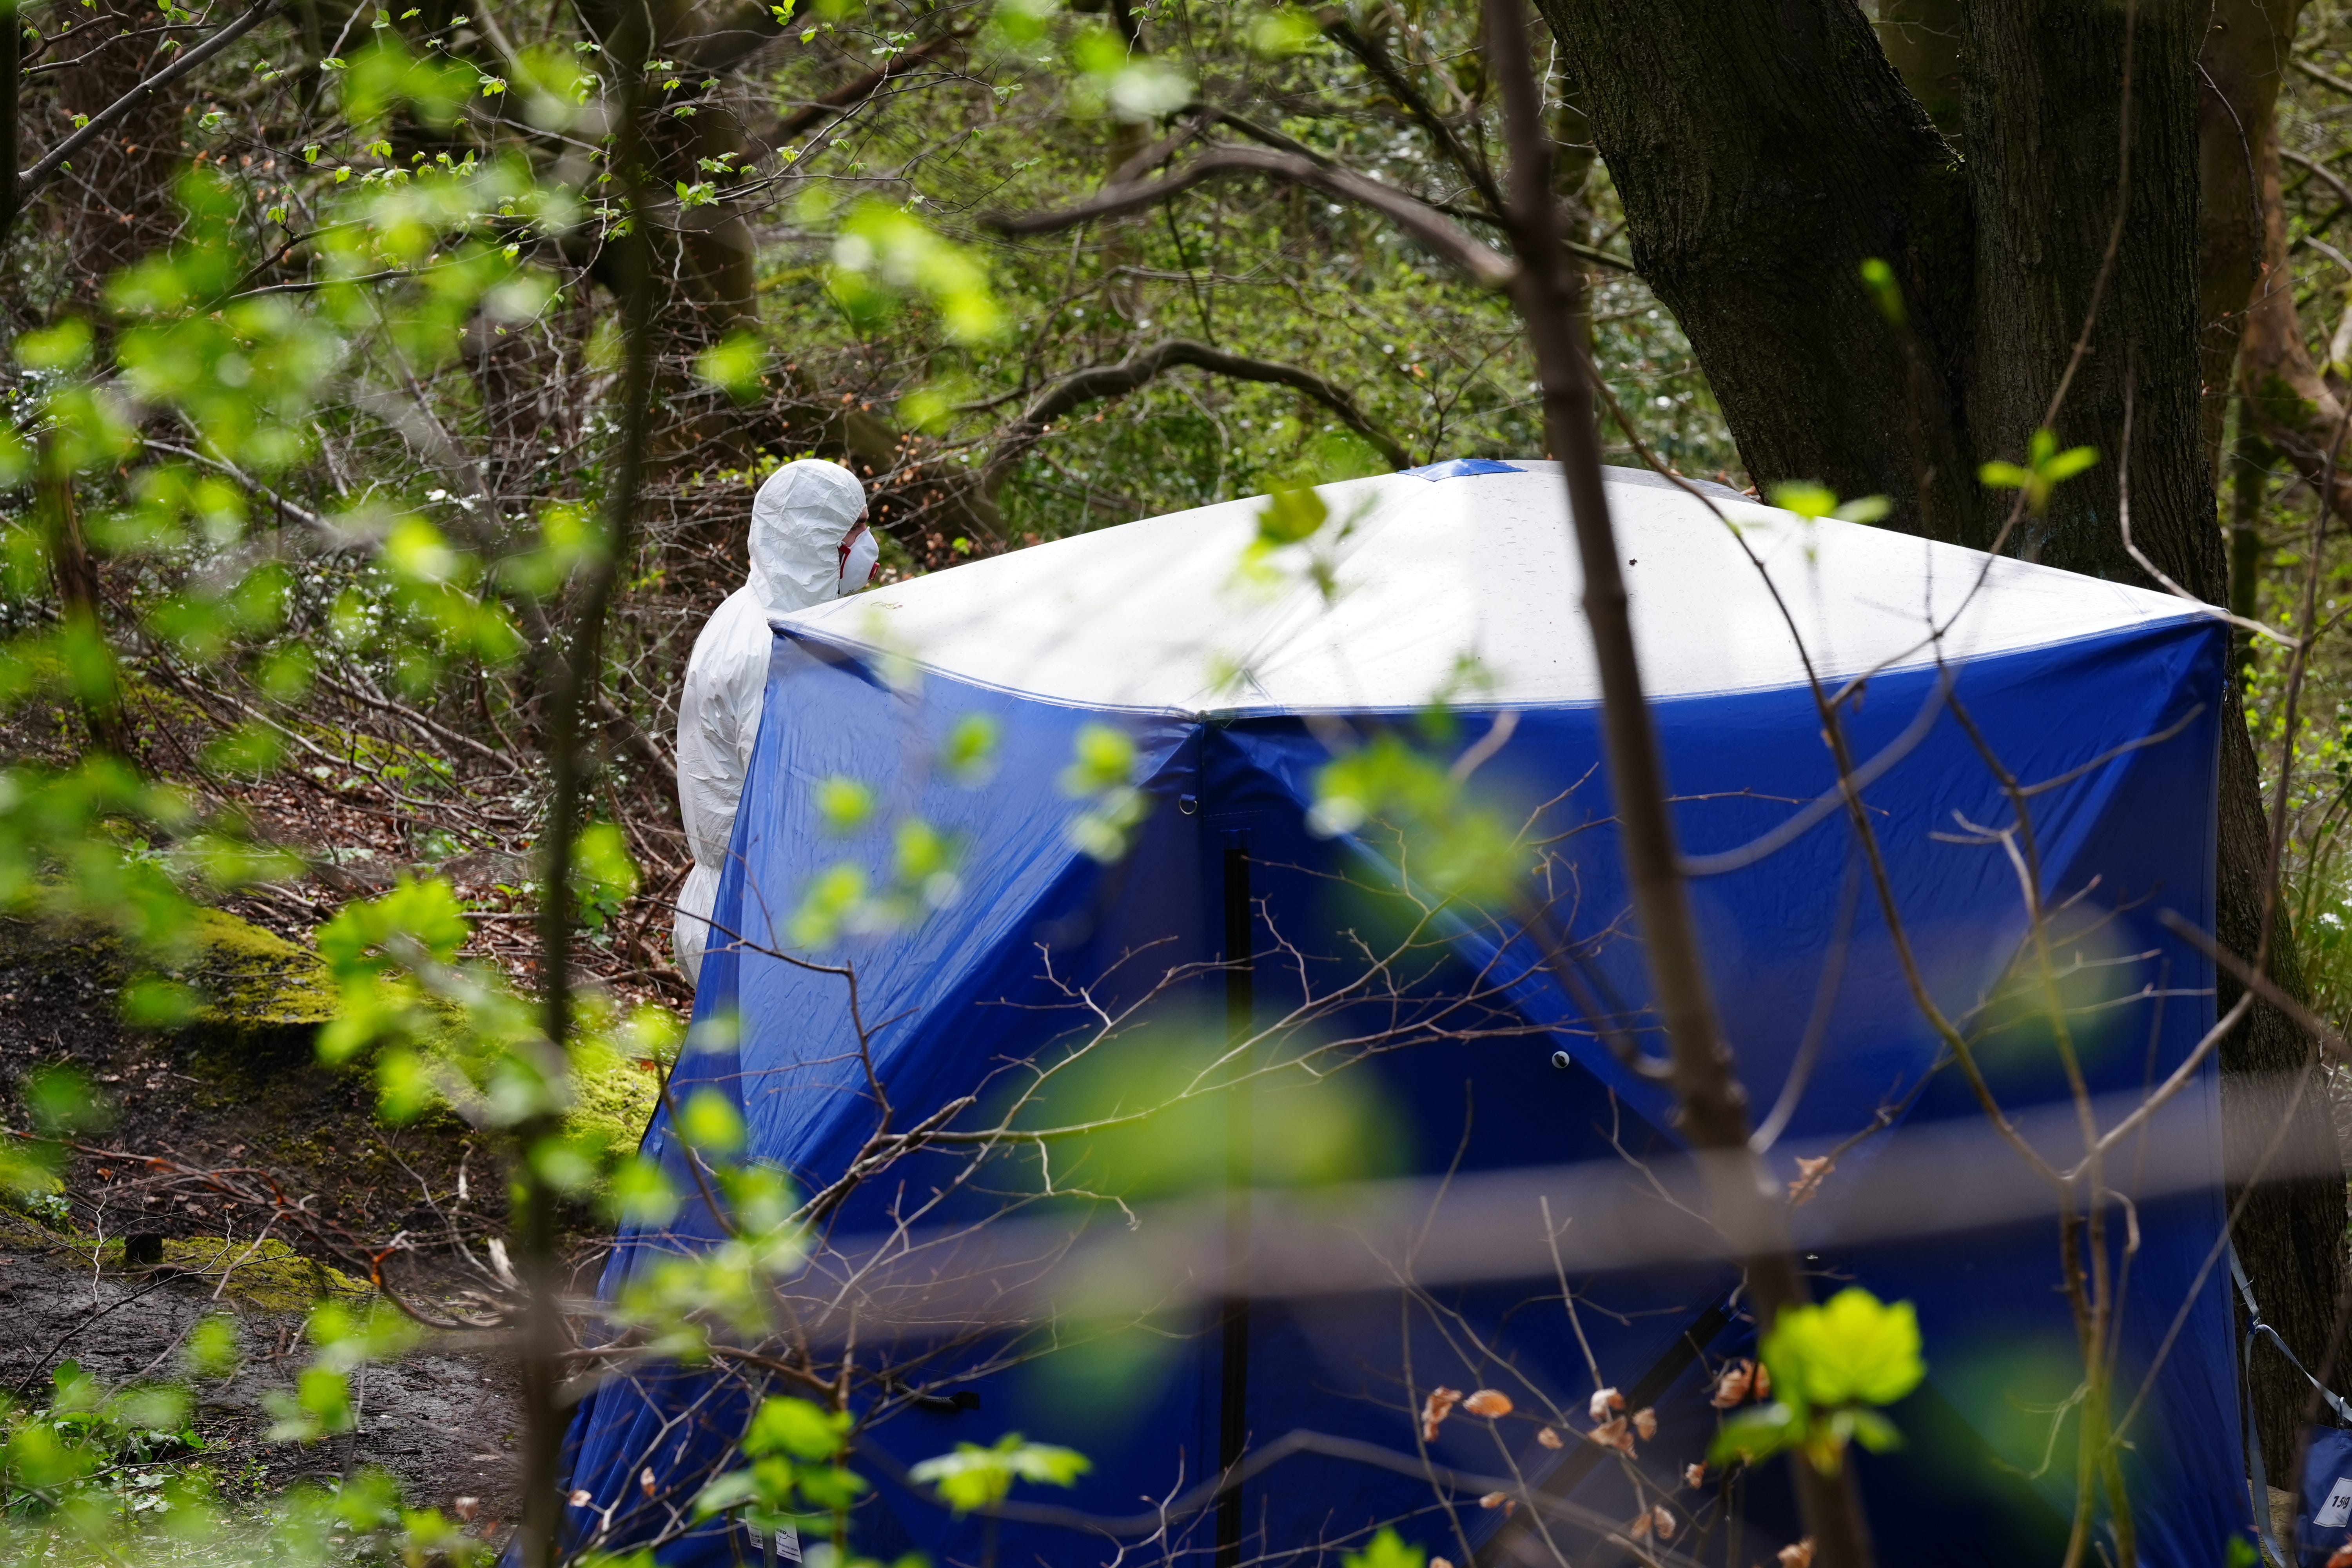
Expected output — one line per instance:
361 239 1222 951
562 461 2245 1568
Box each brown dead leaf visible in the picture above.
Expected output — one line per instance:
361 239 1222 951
1536 1426 1564 1450
1630 1511 1653 1541
1633 1407 1657 1441
1421 1385 1463 1442
1478 1492 1514 1517
638 1468 657 1499
453 1498 480 1523
1789 1154 1835 1207
2327 1546 2352 1568
569 1490 593 1508
1778 1540 1816 1568
1588 1386 1624 1421
1711 1360 1753 1409
1588 1416 1635 1452
1754 1360 1771 1401
1684 1462 1706 1488
1464 1388 1514 1419
1651 1506 1675 1541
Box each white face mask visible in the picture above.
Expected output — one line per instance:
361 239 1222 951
838 527 880 596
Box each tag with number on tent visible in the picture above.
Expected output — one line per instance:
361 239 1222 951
2317 1477 2352 1529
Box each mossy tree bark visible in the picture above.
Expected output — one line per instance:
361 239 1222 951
1534 0 2345 1478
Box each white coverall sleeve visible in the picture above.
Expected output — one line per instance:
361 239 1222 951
672 591 771 984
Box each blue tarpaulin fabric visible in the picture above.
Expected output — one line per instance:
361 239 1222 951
557 465 2245 1568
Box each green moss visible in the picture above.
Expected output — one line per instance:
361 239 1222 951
564 1031 667 1153
0 1209 66 1250
0 1212 366 1313
179 910 338 1032
0 907 335 1037
152 1234 368 1311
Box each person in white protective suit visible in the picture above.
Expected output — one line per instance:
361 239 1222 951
673 459 880 984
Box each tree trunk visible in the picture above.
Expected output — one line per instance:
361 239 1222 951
1535 0 1978 543
2199 8 2352 1480
2196 0 2304 469
37 442 131 759
1535 0 2346 1480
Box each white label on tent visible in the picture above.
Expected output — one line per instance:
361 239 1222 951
775 1525 803 1564
2317 1478 2352 1529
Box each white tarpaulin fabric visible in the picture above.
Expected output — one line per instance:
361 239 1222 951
784 461 2193 712
673 459 874 982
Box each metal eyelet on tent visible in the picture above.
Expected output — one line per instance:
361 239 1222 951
1550 1050 1572 1071
1179 793 1199 815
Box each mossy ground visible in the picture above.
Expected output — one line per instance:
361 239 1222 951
0 907 675 1532
0 907 671 1292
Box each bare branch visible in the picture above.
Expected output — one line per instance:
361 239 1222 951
765 30 967 144
2294 54 2352 100
0 0 19 244
14 0 281 207
1313 6 1503 214
986 146 1519 292
2285 147 2352 218
986 337 1410 486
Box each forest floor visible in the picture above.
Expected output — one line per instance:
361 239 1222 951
0 907 655 1539
0 1218 527 1530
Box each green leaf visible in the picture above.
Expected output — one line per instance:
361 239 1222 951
678 1088 744 1157
828 200 1004 344
16 317 94 370
1708 1400 1804 1468
24 1065 105 1138
941 713 1000 785
1832 494 1892 524
1249 8 1321 56
815 776 878 834
186 1314 243 1379
745 1396 851 1462
604 1152 680 1224
1762 1287 1924 1409
1768 481 1837 520
910 1434 1091 1512
314 874 470 975
1837 1405 1904 1453
265 1365 354 1440
1256 483 1329 545
2042 444 2098 483
1858 256 1906 328
381 515 462 586
893 818 955 885
121 975 204 1028
789 862 868 946
575 821 639 926
1341 1529 1426 1568
309 1298 422 1369
695 331 766 401
1977 460 2031 491
1060 723 1138 797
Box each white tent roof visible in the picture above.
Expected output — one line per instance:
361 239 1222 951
782 461 2208 714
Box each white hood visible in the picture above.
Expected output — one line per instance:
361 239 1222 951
748 459 869 614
